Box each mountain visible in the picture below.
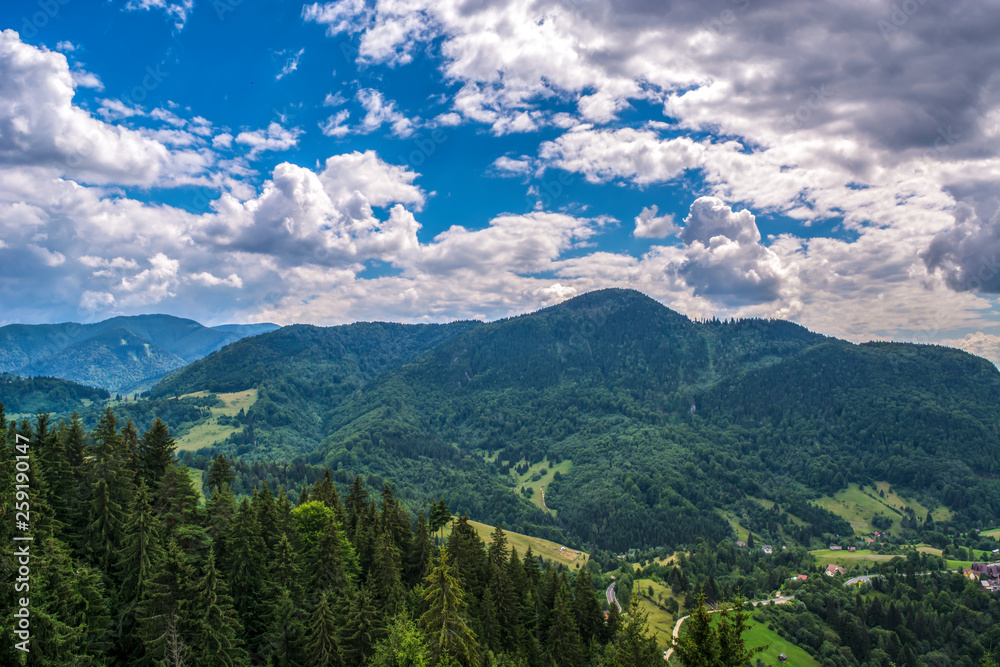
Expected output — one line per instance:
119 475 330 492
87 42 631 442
0 315 280 394
137 289 1000 551
0 373 110 415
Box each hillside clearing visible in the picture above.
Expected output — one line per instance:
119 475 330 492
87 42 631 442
443 518 589 569
174 389 257 452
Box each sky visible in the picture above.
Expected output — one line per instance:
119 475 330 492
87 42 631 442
0 0 998 364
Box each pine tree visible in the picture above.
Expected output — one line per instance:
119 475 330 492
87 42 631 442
371 527 406 617
574 569 604 648
138 418 176 490
419 549 480 667
190 547 249 666
448 514 487 599
716 597 768 667
154 463 201 536
346 475 370 535
137 538 198 666
117 480 165 664
409 510 436 585
381 483 414 557
307 591 345 667
262 586 307 667
84 408 135 572
307 513 354 600
604 602 661 667
255 480 282 553
272 531 304 604
546 576 583 666
207 454 235 491
343 583 381 665
206 482 238 565
224 498 267 653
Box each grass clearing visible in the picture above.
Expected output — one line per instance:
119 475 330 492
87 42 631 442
720 511 750 542
813 482 943 534
670 613 820 666
809 549 899 568
508 458 572 517
635 578 679 647
442 518 589 569
174 389 257 452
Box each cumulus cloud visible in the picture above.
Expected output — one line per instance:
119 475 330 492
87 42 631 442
235 122 302 157
539 127 704 185
676 197 789 305
922 203 1000 293
633 205 678 239
939 331 1000 367
0 30 213 187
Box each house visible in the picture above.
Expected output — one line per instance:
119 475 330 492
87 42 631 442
973 563 1000 578
964 568 979 581
762 545 773 555
797 574 808 581
736 541 746 548
848 546 857 552
825 564 846 576
829 545 843 551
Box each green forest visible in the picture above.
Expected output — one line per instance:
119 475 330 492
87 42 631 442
0 405 663 666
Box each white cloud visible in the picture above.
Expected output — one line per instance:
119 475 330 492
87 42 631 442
633 205 678 239
0 31 214 187
538 126 705 185
212 133 234 149
357 89 416 138
276 48 305 80
323 91 348 107
939 331 1000 367
491 156 532 176
433 112 462 127
55 41 76 52
235 122 302 157
319 109 351 137
122 0 195 30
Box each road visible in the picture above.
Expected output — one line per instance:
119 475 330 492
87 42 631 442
606 582 622 613
662 595 795 661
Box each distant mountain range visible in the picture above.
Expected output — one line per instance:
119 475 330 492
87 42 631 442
0 315 279 393
7 289 1000 553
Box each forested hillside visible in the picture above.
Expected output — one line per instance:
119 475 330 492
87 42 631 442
0 408 661 666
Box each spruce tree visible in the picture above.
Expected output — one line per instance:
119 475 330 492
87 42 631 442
345 475 370 535
419 549 480 667
137 538 198 666
190 547 249 667
224 497 267 654
409 511 436 585
546 577 583 667
262 587 307 667
117 480 165 664
207 454 235 491
604 602 661 667
138 418 176 490
343 583 381 665
371 527 405 617
307 591 345 667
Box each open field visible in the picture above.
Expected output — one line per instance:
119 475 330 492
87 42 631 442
720 511 750 542
443 518 589 569
508 458 573 516
809 548 898 568
741 619 821 667
813 482 944 534
635 578 679 647
669 612 820 666
175 389 257 452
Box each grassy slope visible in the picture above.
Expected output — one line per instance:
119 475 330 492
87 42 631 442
443 518 589 569
635 578 680 647
813 482 947 535
174 389 258 452
187 466 205 504
507 459 573 517
669 613 820 666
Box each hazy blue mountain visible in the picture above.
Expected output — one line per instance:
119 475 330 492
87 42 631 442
0 314 280 393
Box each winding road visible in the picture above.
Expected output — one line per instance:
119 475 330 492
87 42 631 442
606 582 622 613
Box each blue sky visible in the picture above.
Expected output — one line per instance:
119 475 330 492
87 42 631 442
0 0 998 363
